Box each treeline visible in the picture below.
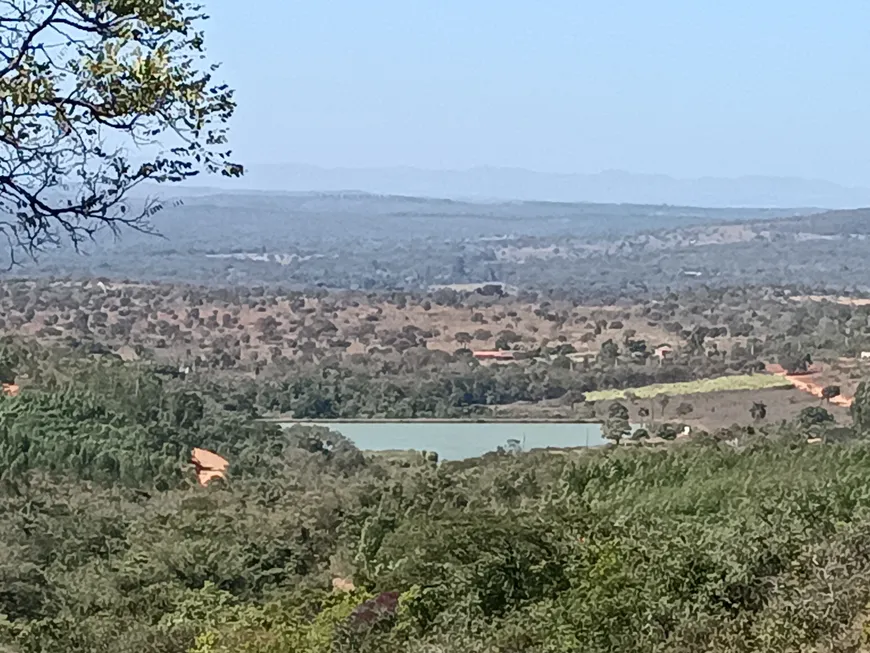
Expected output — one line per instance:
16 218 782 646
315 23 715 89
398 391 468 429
215 348 736 419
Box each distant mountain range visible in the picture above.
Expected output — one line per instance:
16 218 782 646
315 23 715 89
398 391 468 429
178 164 870 209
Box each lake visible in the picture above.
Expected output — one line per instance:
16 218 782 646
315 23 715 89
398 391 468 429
279 421 606 460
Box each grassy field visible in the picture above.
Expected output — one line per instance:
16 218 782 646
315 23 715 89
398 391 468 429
585 374 794 402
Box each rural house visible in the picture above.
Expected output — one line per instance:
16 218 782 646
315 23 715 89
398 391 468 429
473 350 515 361
654 345 674 360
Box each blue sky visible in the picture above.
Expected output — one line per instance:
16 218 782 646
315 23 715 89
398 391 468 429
204 0 870 185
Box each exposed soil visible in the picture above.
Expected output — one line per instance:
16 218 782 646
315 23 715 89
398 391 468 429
791 295 870 307
635 387 852 431
480 385 850 432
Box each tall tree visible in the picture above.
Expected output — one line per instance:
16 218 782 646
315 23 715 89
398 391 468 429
852 381 870 433
750 401 767 423
599 339 619 365
821 385 841 403
1 0 241 263
603 401 630 445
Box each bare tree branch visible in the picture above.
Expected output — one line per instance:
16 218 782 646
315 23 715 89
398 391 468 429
0 0 241 265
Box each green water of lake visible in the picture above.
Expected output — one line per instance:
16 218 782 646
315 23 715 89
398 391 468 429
279 422 606 460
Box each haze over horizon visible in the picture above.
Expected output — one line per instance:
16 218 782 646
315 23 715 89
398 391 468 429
178 162 870 209
203 0 870 191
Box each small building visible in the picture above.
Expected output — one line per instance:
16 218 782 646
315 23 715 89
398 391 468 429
861 351 870 360
116 345 140 362
473 350 515 361
654 345 674 360
566 350 597 363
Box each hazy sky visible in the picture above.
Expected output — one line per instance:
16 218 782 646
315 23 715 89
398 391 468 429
205 0 870 185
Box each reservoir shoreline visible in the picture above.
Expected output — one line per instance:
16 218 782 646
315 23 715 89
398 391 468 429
271 420 608 460
261 418 602 424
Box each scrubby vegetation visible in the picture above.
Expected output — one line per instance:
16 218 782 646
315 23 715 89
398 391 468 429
3 278 870 428
10 5 870 651
6 182 870 653
3 340 870 652
3 211 870 651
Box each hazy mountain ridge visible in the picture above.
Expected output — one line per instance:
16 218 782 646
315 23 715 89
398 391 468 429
136 189 810 219
181 164 870 209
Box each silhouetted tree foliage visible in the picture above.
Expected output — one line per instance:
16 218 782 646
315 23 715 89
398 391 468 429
0 0 241 262
822 385 842 402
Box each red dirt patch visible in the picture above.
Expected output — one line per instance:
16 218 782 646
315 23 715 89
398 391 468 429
765 364 853 407
191 448 228 486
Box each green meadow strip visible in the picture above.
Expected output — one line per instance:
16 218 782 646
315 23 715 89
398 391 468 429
585 374 794 402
